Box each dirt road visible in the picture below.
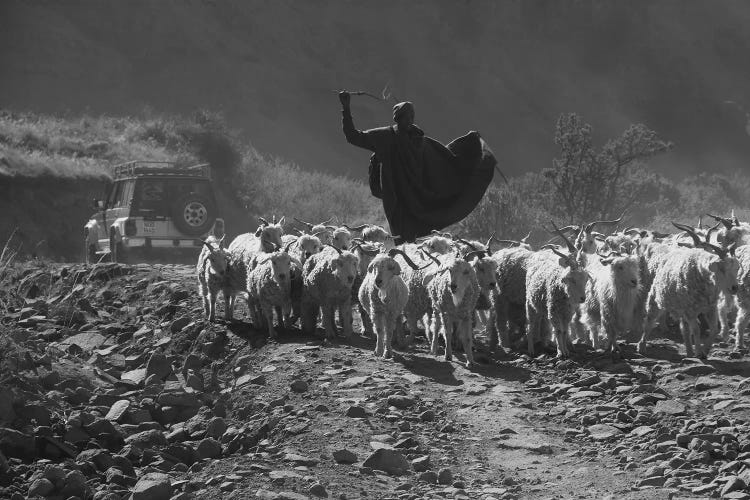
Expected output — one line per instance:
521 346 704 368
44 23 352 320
1 263 749 499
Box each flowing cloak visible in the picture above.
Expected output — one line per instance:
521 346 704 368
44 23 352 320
343 109 496 242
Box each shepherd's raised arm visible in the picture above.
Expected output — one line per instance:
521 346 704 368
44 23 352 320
340 91 377 152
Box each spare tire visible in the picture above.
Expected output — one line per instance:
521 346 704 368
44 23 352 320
171 192 216 236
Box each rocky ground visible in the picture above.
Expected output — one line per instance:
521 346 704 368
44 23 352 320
1 262 750 500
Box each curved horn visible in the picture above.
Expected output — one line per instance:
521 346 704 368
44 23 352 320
420 249 441 266
552 225 580 235
202 240 216 253
486 233 497 253
457 238 481 252
496 239 523 247
326 243 343 255
542 244 573 264
706 213 733 230
343 224 368 232
388 248 424 270
585 213 624 233
521 231 532 243
672 222 702 247
284 239 296 253
293 217 314 230
258 217 270 227
623 227 641 235
550 221 577 254
700 241 729 260
272 215 276 224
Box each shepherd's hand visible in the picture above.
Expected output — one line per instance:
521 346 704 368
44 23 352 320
339 91 351 109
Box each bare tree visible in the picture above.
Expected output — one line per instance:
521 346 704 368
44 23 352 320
543 113 673 222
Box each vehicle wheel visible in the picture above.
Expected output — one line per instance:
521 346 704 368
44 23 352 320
171 192 216 236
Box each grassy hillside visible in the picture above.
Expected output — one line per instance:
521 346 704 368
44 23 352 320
0 110 383 260
2 1 750 182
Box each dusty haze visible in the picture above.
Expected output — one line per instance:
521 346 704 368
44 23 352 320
2 0 750 178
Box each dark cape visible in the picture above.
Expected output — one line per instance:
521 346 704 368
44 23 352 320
343 109 496 243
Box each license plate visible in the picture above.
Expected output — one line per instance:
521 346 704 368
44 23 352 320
143 221 156 234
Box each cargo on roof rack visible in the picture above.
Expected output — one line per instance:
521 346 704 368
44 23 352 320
113 161 211 180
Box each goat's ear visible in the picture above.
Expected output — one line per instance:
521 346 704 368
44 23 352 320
709 261 721 273
255 227 263 237
558 256 571 268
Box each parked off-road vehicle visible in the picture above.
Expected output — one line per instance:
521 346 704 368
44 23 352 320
84 161 219 263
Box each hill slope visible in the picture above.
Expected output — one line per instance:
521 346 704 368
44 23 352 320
2 0 750 180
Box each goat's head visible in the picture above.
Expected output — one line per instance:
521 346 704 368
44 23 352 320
297 234 323 263
464 250 498 292
598 250 640 289
266 251 292 288
255 216 285 252
203 240 230 277
327 244 359 288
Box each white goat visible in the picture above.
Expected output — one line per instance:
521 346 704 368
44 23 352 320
638 225 739 359
358 249 421 358
301 245 359 340
196 237 232 322
525 227 590 359
424 252 481 368
246 250 292 339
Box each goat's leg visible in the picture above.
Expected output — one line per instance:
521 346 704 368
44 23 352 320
430 310 441 356
637 293 661 355
384 315 396 359
460 318 475 369
340 301 354 338
359 302 373 336
373 311 385 357
735 305 750 350
526 303 539 357
262 304 277 339
442 314 454 362
680 318 695 358
208 292 217 322
322 305 337 340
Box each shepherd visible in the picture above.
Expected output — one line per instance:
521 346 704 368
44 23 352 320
339 90 497 244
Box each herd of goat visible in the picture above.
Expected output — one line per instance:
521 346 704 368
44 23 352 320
195 213 750 367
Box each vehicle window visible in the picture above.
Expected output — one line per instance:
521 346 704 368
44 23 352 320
133 179 167 214
107 182 123 208
121 180 135 207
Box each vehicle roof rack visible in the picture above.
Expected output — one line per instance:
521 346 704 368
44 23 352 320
113 161 211 180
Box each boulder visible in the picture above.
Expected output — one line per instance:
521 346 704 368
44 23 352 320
362 449 410 475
